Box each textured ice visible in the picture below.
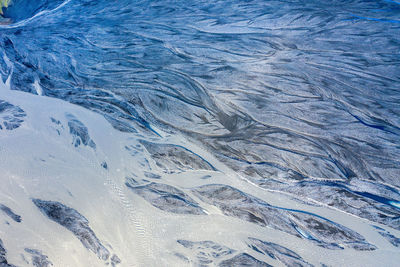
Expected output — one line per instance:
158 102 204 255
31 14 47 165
219 253 271 267
0 85 398 266
373 226 400 248
270 180 400 230
0 100 25 130
65 113 96 149
0 204 21 223
248 237 313 267
101 161 108 170
0 0 400 266
139 140 216 173
0 239 16 267
2 0 66 23
24 248 53 267
192 184 376 250
126 181 205 215
110 254 121 267
32 199 118 264
143 171 161 179
177 240 235 265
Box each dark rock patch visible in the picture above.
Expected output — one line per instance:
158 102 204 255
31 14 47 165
101 162 108 170
0 100 26 131
143 172 161 179
32 199 120 265
219 253 271 267
65 113 96 149
0 204 21 223
139 140 216 173
24 248 53 267
110 254 121 267
248 237 313 267
126 181 205 215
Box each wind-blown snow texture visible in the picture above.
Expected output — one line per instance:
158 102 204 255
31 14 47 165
0 0 399 266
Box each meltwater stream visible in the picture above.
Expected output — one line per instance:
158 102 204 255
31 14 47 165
0 0 400 266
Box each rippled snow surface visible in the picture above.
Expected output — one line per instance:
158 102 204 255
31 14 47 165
0 0 400 266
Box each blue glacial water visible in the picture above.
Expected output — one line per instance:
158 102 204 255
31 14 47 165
0 0 400 265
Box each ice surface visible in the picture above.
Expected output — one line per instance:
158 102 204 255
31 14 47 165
177 239 235 265
248 237 313 267
65 113 96 149
0 87 399 266
126 181 206 215
32 199 118 265
270 180 400 230
373 226 400 248
192 184 376 250
0 100 25 130
0 239 16 267
24 248 52 267
0 0 400 265
139 140 216 173
219 253 271 267
0 204 21 223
